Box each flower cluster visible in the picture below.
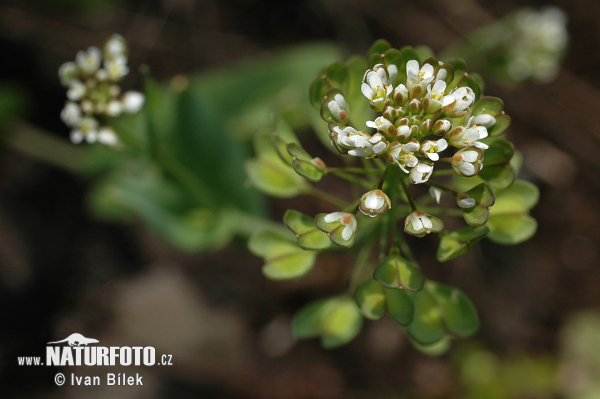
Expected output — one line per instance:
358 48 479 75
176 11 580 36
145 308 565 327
58 34 145 147
329 60 490 188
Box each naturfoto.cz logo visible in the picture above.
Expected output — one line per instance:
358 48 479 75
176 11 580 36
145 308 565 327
17 333 174 387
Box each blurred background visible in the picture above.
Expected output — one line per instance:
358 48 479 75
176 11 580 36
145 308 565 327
1 0 600 398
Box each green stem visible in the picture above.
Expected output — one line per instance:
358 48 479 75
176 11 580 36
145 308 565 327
3 120 85 173
329 170 372 189
432 168 455 177
305 186 348 209
229 209 290 237
398 174 417 212
326 167 382 175
347 242 374 294
377 165 391 190
419 205 463 217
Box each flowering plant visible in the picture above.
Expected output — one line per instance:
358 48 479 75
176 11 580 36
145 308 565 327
247 40 539 351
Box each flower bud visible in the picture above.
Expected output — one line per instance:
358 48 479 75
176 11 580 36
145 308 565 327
421 118 433 133
456 193 476 208
432 119 452 136
408 98 422 114
392 83 409 105
366 116 395 137
451 146 484 177
359 189 392 217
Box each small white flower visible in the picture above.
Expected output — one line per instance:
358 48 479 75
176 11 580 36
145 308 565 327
429 186 442 204
60 102 82 127
366 116 394 136
106 100 123 117
386 141 419 173
76 46 102 75
406 60 434 96
468 114 496 128
424 80 447 113
394 124 412 141
323 212 357 241
70 117 99 144
456 193 477 208
442 86 475 118
361 64 393 111
66 80 87 101
98 127 119 147
359 189 392 217
419 139 448 161
104 34 128 58
327 93 349 124
448 125 488 149
105 54 129 80
409 162 434 184
348 133 388 158
58 62 78 86
407 211 433 232
121 91 145 113
451 147 484 177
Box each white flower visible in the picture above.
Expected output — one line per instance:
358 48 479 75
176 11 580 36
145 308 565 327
327 92 349 124
442 86 475 117
348 133 388 158
76 46 102 75
419 139 448 161
361 64 393 111
468 114 496 128
408 211 433 232
366 116 394 136
387 64 398 85
323 212 357 241
423 80 447 113
359 189 392 217
451 147 484 177
386 141 419 173
60 102 82 127
106 100 123 117
105 54 129 80
98 127 119 147
394 124 412 141
104 34 128 58
70 117 99 144
409 162 434 184
456 193 476 208
429 186 442 204
406 60 434 96
448 125 488 149
66 80 87 101
58 62 78 86
121 91 145 113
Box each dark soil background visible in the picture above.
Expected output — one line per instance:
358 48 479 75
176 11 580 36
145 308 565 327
1 0 599 398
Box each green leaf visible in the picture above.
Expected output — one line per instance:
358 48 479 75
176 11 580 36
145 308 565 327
292 158 325 182
248 230 316 280
479 164 516 191
309 76 329 110
293 297 363 349
463 204 490 226
479 139 516 190
406 288 447 345
471 96 505 118
489 114 511 137
385 286 414 326
487 180 539 245
326 63 350 94
426 281 479 339
283 210 331 251
373 254 425 292
368 39 392 58
286 142 312 161
437 225 490 262
466 182 496 207
355 279 386 320
245 157 307 198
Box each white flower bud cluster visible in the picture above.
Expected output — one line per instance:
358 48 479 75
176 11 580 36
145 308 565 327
329 59 492 183
58 34 145 147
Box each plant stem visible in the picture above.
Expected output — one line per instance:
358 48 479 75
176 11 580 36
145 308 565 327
398 174 417 211
329 170 372 189
347 242 374 294
432 168 455 176
3 120 85 173
306 186 348 209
